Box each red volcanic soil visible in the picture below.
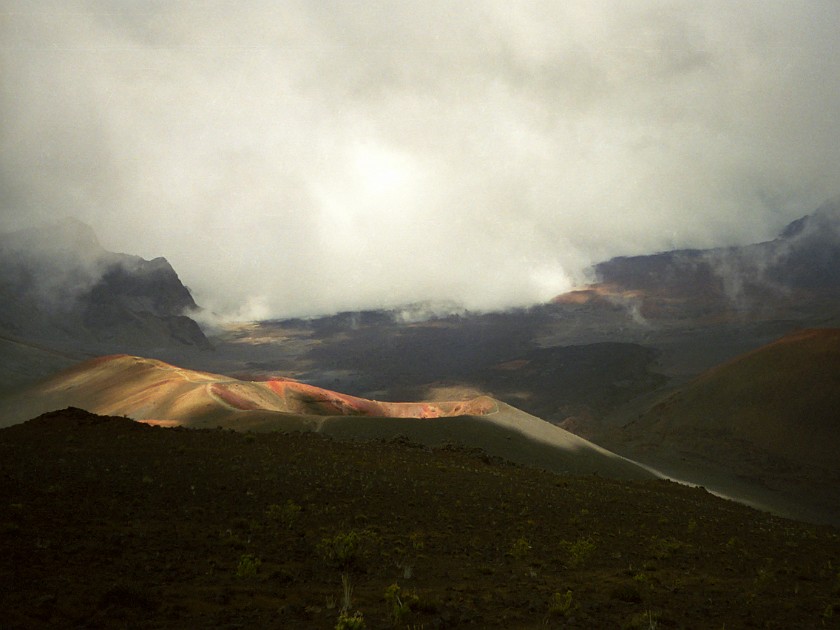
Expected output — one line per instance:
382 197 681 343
2 407 839 629
261 378 495 419
263 379 380 416
0 355 497 428
209 383 265 411
551 285 644 306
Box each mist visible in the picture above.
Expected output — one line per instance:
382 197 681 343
2 1 840 320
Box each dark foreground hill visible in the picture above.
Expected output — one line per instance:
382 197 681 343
1 408 839 629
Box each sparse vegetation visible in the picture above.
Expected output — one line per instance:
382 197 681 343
266 499 302 529
384 582 418 625
318 530 375 572
334 610 366 630
563 536 597 568
547 589 575 618
625 609 660 629
648 535 686 560
341 573 354 612
509 536 531 560
235 553 261 578
2 407 840 628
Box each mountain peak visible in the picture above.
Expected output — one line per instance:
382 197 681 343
0 217 104 258
49 217 101 247
0 216 210 358
778 196 840 240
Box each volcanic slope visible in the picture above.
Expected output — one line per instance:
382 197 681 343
0 354 653 481
3 408 840 628
619 328 840 524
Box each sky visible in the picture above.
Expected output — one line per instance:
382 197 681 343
2 1 840 320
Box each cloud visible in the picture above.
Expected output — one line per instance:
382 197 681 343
2 0 840 319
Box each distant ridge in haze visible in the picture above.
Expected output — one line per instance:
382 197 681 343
0 218 210 391
591 197 840 318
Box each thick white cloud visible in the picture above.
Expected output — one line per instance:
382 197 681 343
2 1 839 318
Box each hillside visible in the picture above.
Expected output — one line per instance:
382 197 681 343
0 354 653 481
0 219 210 391
617 328 840 525
1 407 838 629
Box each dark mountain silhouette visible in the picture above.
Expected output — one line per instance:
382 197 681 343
0 219 210 390
592 197 840 317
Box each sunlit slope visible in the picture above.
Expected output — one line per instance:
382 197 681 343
317 401 653 479
0 354 654 480
0 355 493 425
627 328 840 472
